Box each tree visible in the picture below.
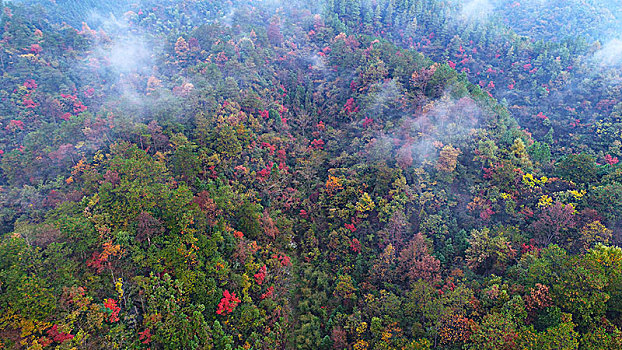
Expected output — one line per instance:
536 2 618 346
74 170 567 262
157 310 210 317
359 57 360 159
137 273 212 348
398 233 441 283
235 200 263 239
580 323 622 350
510 138 533 169
467 312 519 350
466 227 517 274
216 290 241 315
588 183 622 223
555 153 598 187
371 244 397 284
406 280 473 347
528 141 551 167
174 37 189 60
578 221 612 252
525 314 579 349
520 245 610 329
530 202 576 247
267 16 284 46
436 145 461 173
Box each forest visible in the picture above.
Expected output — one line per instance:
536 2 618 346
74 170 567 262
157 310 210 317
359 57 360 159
1 0 622 349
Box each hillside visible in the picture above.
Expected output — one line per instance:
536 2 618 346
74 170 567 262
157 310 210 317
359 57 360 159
1 1 622 349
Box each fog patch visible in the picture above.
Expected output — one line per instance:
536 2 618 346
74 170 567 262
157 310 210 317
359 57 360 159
77 12 160 110
368 92 482 166
593 38 622 67
460 0 494 21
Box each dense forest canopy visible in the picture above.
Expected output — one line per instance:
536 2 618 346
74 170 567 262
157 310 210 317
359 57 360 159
1 0 622 349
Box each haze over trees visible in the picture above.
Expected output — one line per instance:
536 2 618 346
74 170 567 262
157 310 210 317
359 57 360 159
1 0 622 349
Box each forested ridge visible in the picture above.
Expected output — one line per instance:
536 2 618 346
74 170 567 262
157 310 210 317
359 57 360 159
1 0 622 349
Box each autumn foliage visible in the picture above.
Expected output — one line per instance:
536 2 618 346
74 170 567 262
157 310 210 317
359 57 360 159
216 290 241 315
2 0 622 349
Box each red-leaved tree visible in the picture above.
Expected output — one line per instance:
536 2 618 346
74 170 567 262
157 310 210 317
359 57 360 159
398 233 440 283
216 290 240 315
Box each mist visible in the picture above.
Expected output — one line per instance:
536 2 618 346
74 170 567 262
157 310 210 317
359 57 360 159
89 14 154 71
367 89 482 167
3 1 622 349
460 0 494 21
451 0 621 44
593 38 622 67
